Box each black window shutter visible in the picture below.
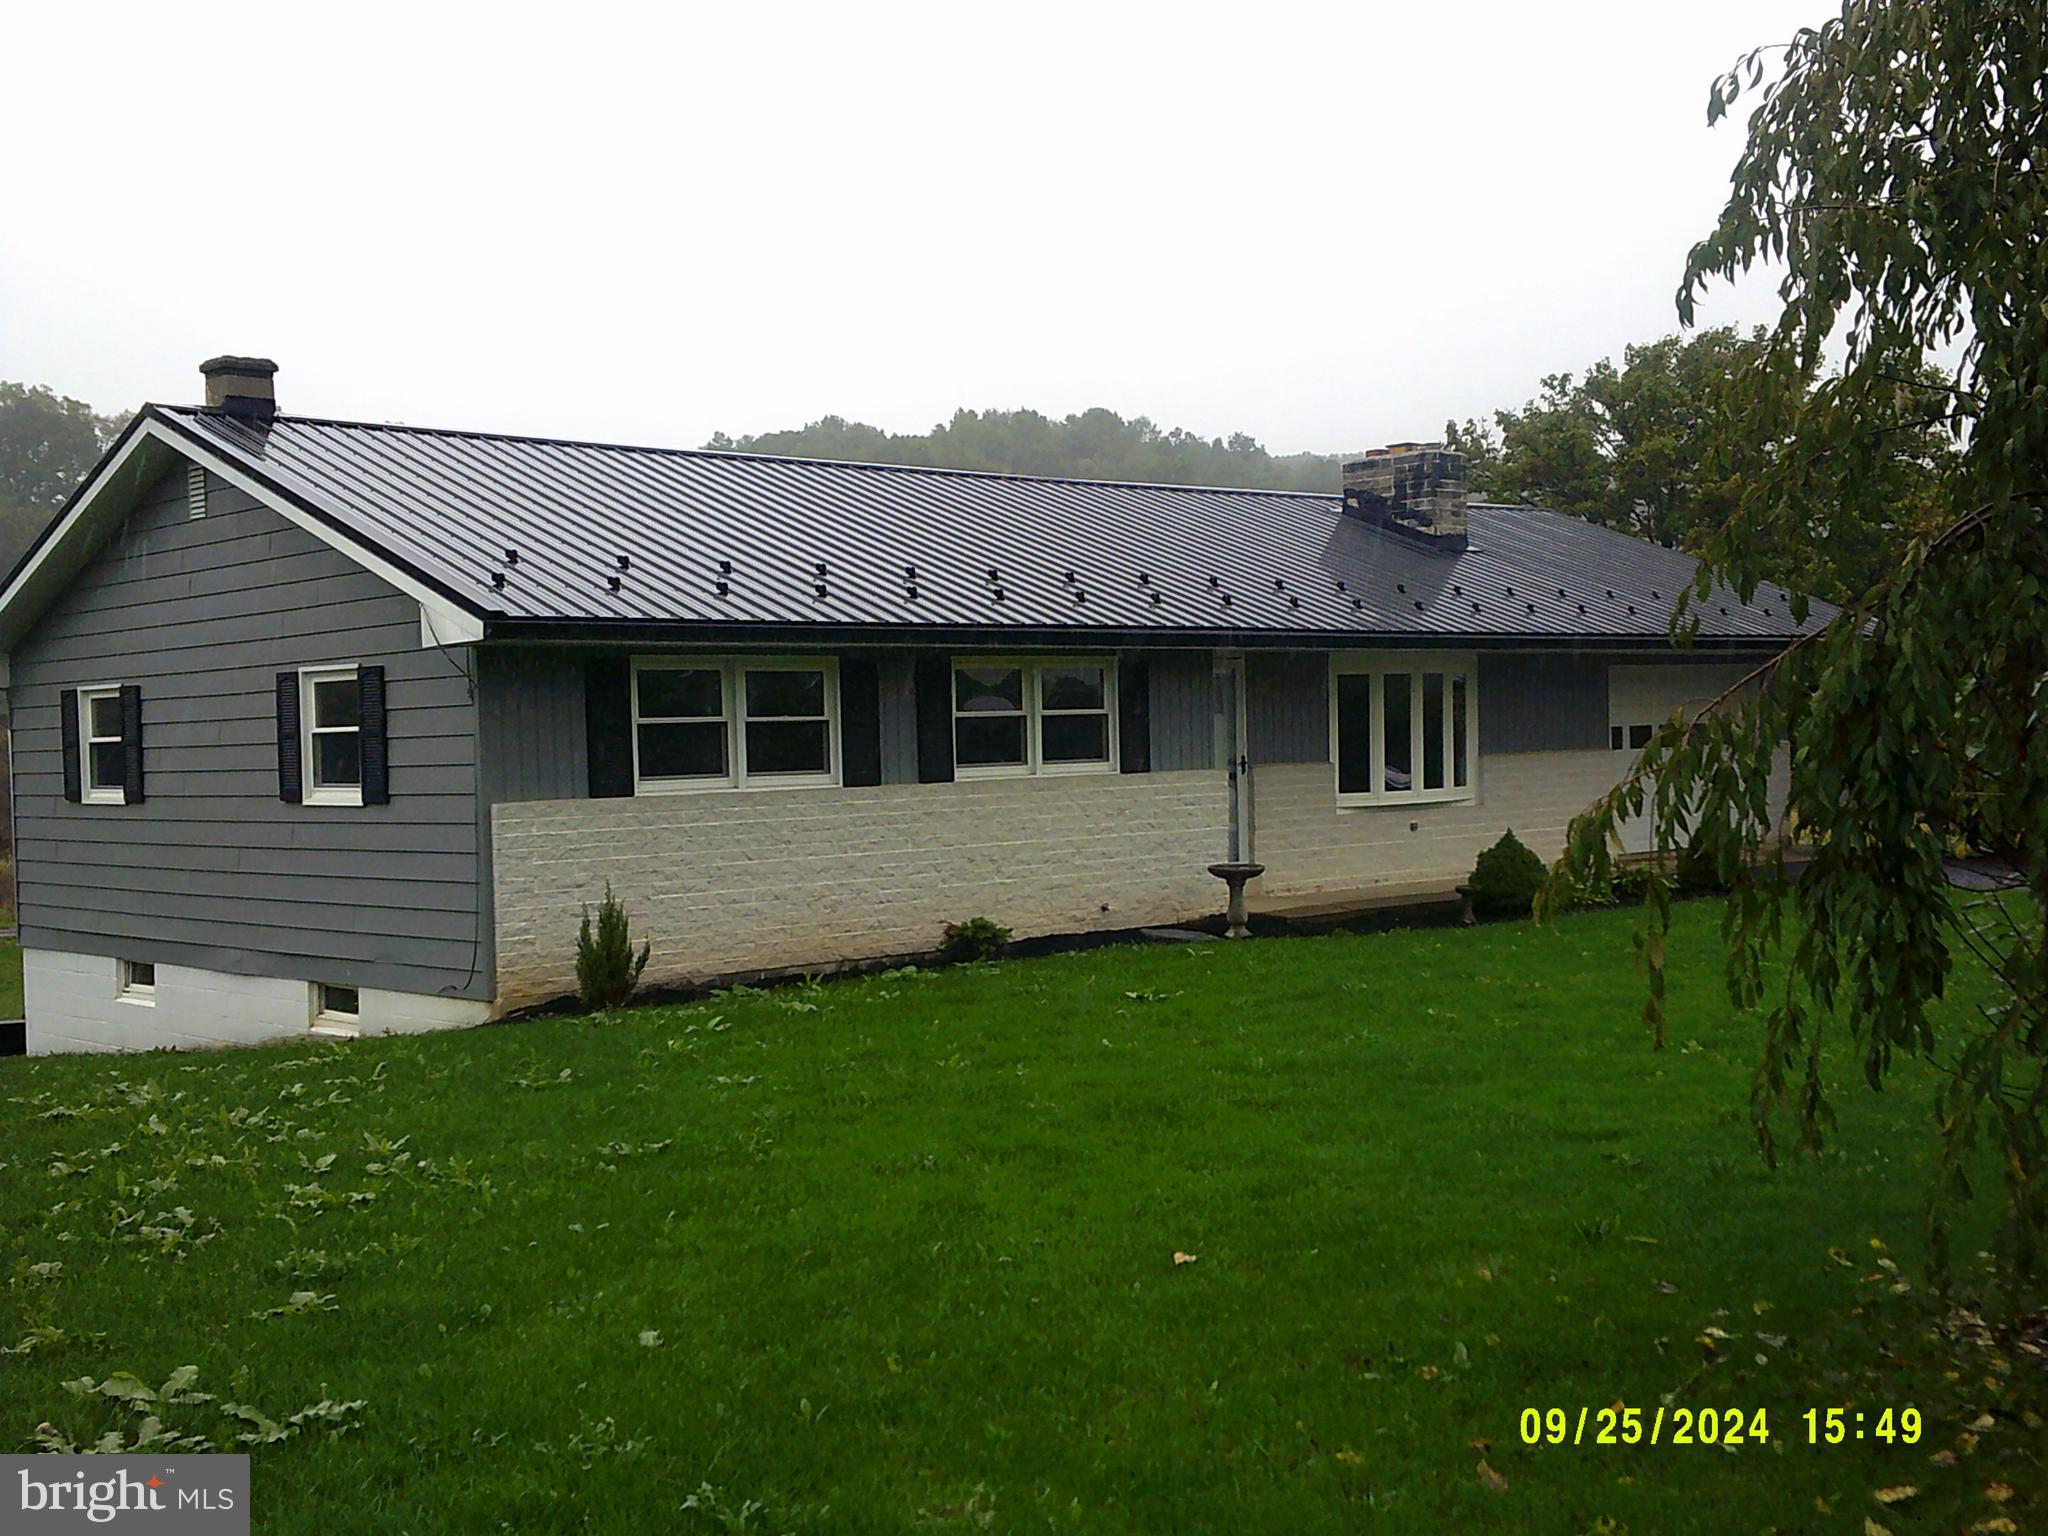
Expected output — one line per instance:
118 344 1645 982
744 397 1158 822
59 687 81 803
276 672 303 804
585 655 635 798
120 684 145 804
840 657 882 787
1118 655 1151 774
913 653 954 783
358 664 389 805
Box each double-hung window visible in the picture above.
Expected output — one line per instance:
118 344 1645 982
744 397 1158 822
78 686 127 805
1332 652 1476 806
301 665 364 806
953 658 1117 776
632 657 838 791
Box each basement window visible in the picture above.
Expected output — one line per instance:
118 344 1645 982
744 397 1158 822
315 984 360 1027
118 960 156 1005
953 658 1117 777
1332 652 1476 807
632 657 839 792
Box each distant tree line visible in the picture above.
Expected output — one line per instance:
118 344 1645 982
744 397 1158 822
707 407 1347 495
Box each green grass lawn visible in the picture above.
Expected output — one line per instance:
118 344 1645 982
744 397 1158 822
0 939 20 1019
1 904 2039 1533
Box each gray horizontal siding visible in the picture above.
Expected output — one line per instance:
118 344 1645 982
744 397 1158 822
1478 654 1609 753
9 463 488 1000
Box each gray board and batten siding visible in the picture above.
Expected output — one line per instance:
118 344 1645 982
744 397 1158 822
9 464 492 1000
474 643 1226 808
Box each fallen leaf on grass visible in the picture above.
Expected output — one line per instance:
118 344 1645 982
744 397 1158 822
1476 1460 1508 1491
1864 1519 1892 1536
1970 1521 2018 1535
1873 1486 1918 1505
638 1330 663 1349
1928 1450 1957 1467
1172 1252 1198 1267
1984 1482 2012 1503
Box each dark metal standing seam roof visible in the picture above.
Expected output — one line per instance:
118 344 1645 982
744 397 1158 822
150 405 1832 648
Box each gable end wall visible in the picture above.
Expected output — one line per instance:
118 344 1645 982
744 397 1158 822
8 463 488 1001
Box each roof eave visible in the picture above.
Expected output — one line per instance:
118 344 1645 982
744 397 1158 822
475 615 1811 653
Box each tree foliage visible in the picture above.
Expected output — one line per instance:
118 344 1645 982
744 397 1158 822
1539 1 2048 1285
1449 328 1953 602
708 406 1345 493
0 382 128 576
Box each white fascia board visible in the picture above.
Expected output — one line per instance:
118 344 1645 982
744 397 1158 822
0 415 491 651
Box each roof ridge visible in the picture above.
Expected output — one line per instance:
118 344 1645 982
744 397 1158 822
154 403 1342 502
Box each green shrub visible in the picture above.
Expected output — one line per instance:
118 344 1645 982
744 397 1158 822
575 883 650 1011
1465 830 1548 920
939 916 1013 964
1674 842 1729 896
1610 863 1657 904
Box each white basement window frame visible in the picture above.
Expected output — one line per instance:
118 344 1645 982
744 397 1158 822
951 656 1119 778
300 664 365 807
77 684 127 805
1330 651 1478 807
631 656 841 793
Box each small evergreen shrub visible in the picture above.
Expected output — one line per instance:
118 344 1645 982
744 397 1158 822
939 916 1013 965
576 883 650 1011
1465 830 1548 920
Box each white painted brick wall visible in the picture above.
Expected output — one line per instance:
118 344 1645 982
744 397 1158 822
1249 749 1633 896
491 771 1230 1008
1251 743 1791 897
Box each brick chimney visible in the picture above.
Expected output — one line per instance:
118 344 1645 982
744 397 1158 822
1342 441 1468 550
199 356 279 422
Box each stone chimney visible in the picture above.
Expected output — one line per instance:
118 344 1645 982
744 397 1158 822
199 356 279 422
1342 441 1468 550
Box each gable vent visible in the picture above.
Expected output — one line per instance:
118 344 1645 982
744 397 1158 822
186 463 207 520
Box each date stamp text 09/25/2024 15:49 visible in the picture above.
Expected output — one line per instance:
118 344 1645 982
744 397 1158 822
1519 1406 1924 1450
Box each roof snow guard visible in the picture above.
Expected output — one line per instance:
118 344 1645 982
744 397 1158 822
10 402 1838 651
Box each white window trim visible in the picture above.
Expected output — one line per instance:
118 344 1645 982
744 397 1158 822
117 959 156 1007
952 656 1119 779
77 683 126 806
1330 651 1479 808
631 656 841 794
300 664 365 807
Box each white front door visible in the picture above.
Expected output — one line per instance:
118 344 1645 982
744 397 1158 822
1607 664 1754 855
1213 658 1250 862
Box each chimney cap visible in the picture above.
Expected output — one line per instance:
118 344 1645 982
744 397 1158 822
199 354 279 379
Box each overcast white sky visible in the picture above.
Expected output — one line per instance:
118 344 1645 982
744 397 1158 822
0 1 1825 456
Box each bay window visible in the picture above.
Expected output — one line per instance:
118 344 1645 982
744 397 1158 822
1332 653 1476 805
954 657 1116 776
632 657 838 791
